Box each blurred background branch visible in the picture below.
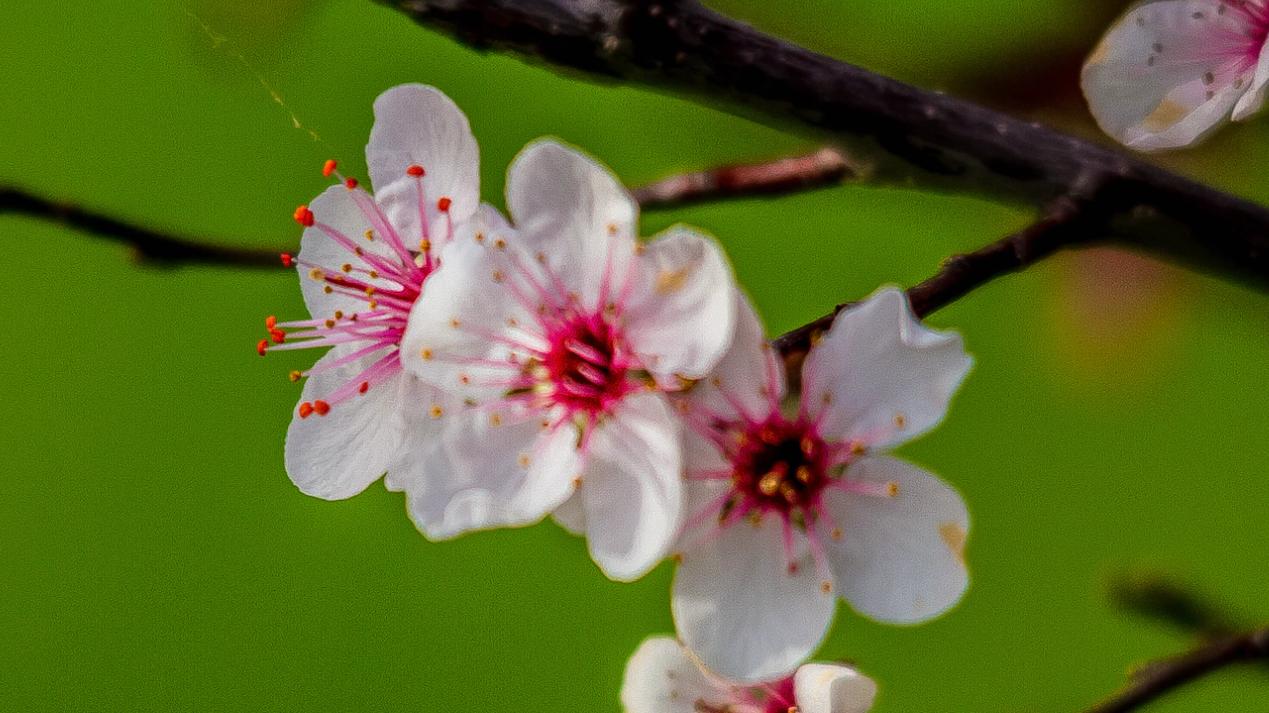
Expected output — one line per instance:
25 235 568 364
1087 574 1269 713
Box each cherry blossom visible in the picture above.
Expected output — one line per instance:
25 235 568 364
399 140 737 580
1083 0 1269 150
671 288 973 682
621 636 876 713
260 84 481 501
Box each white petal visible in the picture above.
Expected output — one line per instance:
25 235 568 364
550 492 587 535
620 637 732 713
1234 45 1269 120
803 288 971 450
505 139 639 307
824 457 970 624
1081 0 1260 150
390 410 578 540
297 185 398 319
622 228 738 386
672 516 836 684
684 288 783 426
794 664 878 713
399 230 540 404
580 393 684 582
366 84 480 243
284 352 413 500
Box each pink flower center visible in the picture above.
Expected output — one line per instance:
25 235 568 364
260 162 452 418
758 676 797 713
730 416 829 516
686 403 897 580
541 312 631 415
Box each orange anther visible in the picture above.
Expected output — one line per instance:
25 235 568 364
313 400 331 416
280 252 294 267
269 329 286 344
437 196 452 212
298 402 314 419
265 315 277 329
344 177 359 189
293 205 315 227
256 339 268 356
358 381 369 394
322 159 338 177
406 164 425 177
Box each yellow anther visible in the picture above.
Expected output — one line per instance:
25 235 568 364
421 348 433 360
758 472 782 496
364 229 375 241
429 405 443 419
795 466 813 483
341 263 352 273
781 483 799 503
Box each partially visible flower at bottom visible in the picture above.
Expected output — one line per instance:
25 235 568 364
622 636 876 713
671 287 973 683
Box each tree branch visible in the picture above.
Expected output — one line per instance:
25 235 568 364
1086 629 1269 713
1083 576 1269 713
772 192 1099 376
376 0 1269 287
631 146 856 209
0 150 855 268
0 186 284 269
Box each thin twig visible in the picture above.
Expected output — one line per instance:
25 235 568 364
772 193 1099 376
1083 576 1269 713
377 0 1269 287
0 150 855 268
631 147 857 209
1085 628 1269 713
0 186 284 268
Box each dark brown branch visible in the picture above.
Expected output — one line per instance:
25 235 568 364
1086 627 1269 713
0 186 284 268
376 0 1269 287
630 147 856 209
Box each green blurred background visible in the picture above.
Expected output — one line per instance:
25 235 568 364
1 1 1266 710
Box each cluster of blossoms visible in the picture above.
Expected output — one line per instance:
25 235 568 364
1084 0 1269 150
260 85 974 708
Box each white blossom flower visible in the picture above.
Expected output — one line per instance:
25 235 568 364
399 140 737 580
1083 0 1269 150
671 288 973 683
260 84 482 501
621 636 877 713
